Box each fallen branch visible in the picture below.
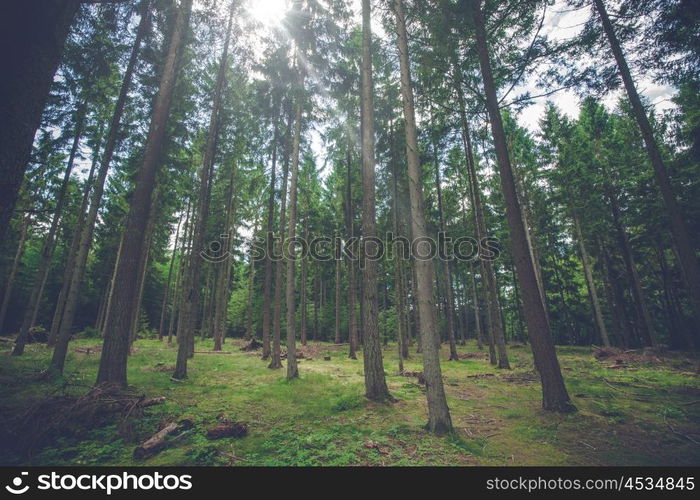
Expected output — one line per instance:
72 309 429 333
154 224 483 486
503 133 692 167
133 419 194 460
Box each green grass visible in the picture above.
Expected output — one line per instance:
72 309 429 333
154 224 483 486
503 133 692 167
0 337 698 466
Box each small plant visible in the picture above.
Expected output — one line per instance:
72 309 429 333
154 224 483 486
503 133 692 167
80 327 100 339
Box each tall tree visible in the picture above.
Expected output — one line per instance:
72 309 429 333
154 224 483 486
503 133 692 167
359 0 391 400
470 0 574 412
96 0 193 387
393 0 452 432
173 1 234 380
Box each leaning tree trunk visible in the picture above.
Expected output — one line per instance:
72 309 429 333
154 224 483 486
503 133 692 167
13 104 87 356
471 0 573 411
394 0 451 432
0 0 81 241
455 84 509 368
0 213 31 333
603 171 655 347
359 0 391 400
96 0 193 387
593 0 700 340
572 211 611 347
173 1 232 381
48 138 101 347
49 0 151 357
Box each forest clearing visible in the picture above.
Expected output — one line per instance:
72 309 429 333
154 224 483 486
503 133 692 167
1 0 699 474
1 338 698 466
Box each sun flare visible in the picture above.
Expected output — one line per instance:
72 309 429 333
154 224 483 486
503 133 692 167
246 0 289 27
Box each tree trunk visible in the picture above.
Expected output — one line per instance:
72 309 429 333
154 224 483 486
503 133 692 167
572 212 610 347
172 1 232 381
284 63 305 381
213 163 237 351
300 219 308 346
168 201 191 345
335 256 341 344
245 221 259 342
0 213 30 333
270 108 293 370
390 123 409 360
160 210 184 340
96 0 193 387
0 0 80 240
603 172 655 347
48 0 151 359
455 85 508 368
346 145 358 359
313 269 319 341
432 127 459 361
48 137 101 347
13 104 87 356
394 0 451 432
593 0 700 340
359 0 391 399
261 92 282 359
471 0 573 412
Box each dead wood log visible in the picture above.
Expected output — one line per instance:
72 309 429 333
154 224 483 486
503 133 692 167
206 422 248 440
133 419 194 460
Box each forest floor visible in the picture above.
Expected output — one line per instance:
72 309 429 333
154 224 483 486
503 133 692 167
0 337 699 466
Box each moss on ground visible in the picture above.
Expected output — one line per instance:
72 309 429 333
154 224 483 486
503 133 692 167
0 338 698 466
